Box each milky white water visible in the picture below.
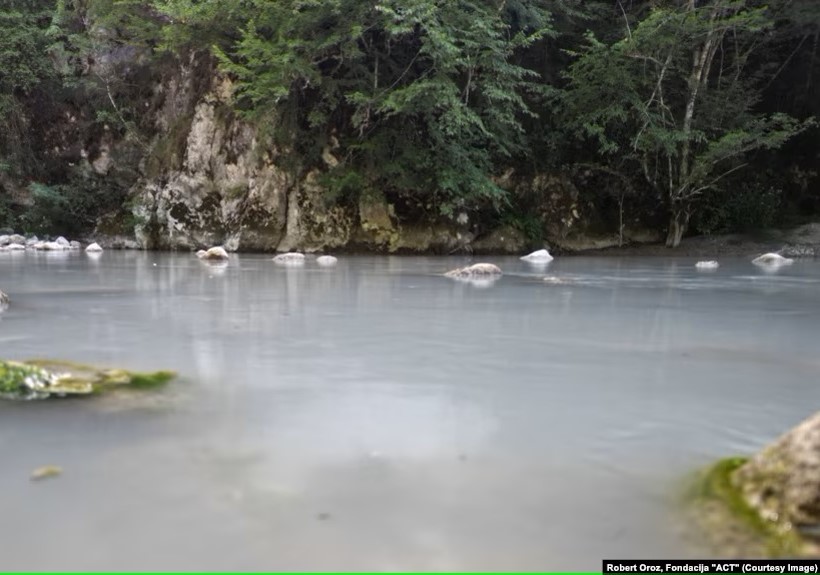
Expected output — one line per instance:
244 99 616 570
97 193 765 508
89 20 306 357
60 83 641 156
0 252 818 570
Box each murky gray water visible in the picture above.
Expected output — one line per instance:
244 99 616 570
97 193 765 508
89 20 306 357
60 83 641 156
0 251 818 571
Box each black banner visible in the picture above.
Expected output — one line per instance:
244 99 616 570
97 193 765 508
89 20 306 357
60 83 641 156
603 560 819 574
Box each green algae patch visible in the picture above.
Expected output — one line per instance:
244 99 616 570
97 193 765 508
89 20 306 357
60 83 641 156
0 359 176 401
684 457 806 558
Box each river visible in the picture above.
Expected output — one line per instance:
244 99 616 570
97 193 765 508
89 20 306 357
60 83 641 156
1 251 818 571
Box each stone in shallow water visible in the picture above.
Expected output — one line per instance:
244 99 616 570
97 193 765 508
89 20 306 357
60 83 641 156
520 249 554 263
273 252 306 265
445 263 502 277
85 242 103 253
316 255 338 266
199 246 229 261
696 261 719 270
31 466 62 481
0 359 175 401
733 411 820 530
752 253 794 267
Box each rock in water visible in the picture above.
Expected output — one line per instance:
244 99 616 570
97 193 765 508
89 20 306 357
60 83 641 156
752 253 794 267
273 252 306 265
4 243 25 251
85 242 103 253
69 241 81 250
55 236 70 248
733 411 820 531
195 250 207 259
0 359 176 401
200 246 229 261
316 255 338 266
696 261 720 270
0 291 8 308
31 466 62 481
445 263 502 277
520 249 554 263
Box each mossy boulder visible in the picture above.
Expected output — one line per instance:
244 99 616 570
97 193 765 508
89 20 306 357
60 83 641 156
686 413 820 557
0 359 175 401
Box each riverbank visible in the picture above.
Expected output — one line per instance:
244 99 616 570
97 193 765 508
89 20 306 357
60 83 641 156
581 223 820 258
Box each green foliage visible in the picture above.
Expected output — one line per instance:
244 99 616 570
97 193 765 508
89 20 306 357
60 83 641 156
561 1 812 245
21 169 130 236
158 0 554 216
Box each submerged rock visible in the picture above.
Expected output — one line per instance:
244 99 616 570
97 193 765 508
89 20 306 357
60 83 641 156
273 252 306 265
752 253 794 267
0 359 175 401
445 263 502 277
696 261 720 270
521 249 554 263
316 255 338 266
85 242 104 253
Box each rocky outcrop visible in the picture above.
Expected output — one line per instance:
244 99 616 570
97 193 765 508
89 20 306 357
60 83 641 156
686 412 820 558
733 411 820 532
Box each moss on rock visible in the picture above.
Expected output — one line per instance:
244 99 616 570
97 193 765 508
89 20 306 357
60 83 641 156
0 359 176 400
684 457 808 558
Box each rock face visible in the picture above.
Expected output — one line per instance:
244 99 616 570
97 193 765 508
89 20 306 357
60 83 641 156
733 411 820 531
753 253 794 267
445 263 502 277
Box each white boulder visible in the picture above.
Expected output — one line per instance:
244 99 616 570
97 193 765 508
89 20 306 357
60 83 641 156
521 249 554 263
85 243 104 253
69 241 81 250
199 246 230 261
5 243 25 251
0 235 9 246
55 236 70 248
695 261 719 270
316 255 338 266
752 253 794 267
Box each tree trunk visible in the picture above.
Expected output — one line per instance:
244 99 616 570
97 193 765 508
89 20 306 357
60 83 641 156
665 207 690 248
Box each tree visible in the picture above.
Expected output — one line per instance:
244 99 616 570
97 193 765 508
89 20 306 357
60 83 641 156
158 0 554 217
562 0 811 247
